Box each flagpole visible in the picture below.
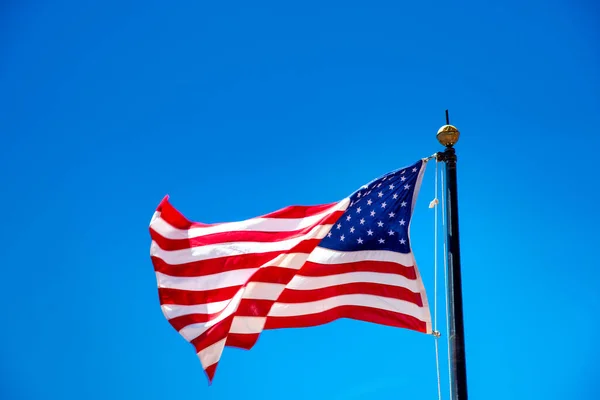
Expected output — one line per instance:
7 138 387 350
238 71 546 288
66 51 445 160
436 111 468 400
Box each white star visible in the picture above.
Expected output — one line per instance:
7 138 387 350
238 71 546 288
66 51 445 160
400 219 406 226
388 212 395 218
356 207 362 214
357 238 364 244
389 184 395 190
378 238 385 244
412 167 418 172
367 199 373 206
400 176 407 182
400 238 406 244
360 218 365 225
346 215 352 221
350 226 355 233
388 230 395 236
377 183 382 188
340 234 345 241
370 210 376 217
381 202 387 208
404 184 410 190
367 229 374 236
382 177 387 181
401 201 407 207
401 170 405 174
337 223 342 229
378 191 384 198
393 193 398 199
377 221 384 227
327 232 332 238
357 192 361 198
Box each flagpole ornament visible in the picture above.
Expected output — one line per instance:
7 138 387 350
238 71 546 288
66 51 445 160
436 111 468 400
436 124 460 147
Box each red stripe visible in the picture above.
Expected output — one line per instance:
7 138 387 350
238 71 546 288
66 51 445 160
299 260 417 280
156 197 214 230
190 315 234 353
205 363 218 383
248 266 298 284
151 238 322 277
226 333 259 350
157 197 340 230
150 210 343 251
276 282 423 306
259 202 340 219
156 265 297 306
235 299 275 317
264 305 427 333
166 298 275 332
168 312 221 331
159 287 241 306
152 253 275 277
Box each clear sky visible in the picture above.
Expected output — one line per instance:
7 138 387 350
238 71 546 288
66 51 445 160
1 1 599 399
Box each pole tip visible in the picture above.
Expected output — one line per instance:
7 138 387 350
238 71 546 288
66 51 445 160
437 124 460 147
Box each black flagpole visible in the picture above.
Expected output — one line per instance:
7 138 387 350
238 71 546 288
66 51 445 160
436 110 468 400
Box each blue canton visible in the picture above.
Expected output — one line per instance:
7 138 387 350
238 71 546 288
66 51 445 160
319 160 424 254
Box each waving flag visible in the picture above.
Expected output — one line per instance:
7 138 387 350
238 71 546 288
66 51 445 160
149 158 432 382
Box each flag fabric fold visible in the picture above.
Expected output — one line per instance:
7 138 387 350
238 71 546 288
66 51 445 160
149 158 432 382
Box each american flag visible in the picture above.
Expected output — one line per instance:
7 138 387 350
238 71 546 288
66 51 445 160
149 158 432 382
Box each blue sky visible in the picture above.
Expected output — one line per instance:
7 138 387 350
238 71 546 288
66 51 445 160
1 1 599 399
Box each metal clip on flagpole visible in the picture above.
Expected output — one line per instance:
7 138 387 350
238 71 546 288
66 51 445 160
435 110 468 400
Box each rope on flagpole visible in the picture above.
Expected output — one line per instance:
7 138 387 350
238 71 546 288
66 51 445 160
429 156 442 400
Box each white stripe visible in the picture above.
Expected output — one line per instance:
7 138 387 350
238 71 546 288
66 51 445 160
287 271 421 292
150 211 161 226
156 269 258 291
242 282 286 300
197 338 226 369
150 224 332 265
152 200 349 240
308 247 415 267
161 301 230 319
261 252 309 270
179 289 244 341
155 251 310 292
230 316 266 334
268 293 428 321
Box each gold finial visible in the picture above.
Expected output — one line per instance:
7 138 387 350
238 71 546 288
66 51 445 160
437 124 460 147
